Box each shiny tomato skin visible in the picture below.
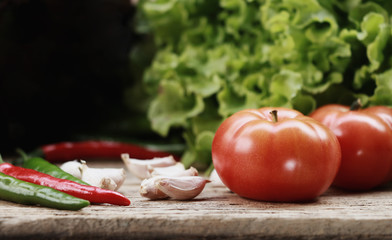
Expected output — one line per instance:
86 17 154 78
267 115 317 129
310 105 392 191
212 107 341 202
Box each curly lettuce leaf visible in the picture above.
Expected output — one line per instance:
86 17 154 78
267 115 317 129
182 130 215 169
147 80 204 136
371 69 392 106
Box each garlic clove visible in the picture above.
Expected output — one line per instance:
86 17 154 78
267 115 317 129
80 161 126 191
182 167 199 177
149 162 183 175
121 153 177 179
140 176 169 200
151 164 198 177
155 176 209 200
209 169 227 188
149 162 185 172
107 168 126 190
59 160 83 179
99 177 118 191
85 168 126 191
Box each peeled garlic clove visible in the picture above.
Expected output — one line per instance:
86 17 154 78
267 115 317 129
140 176 169 200
149 162 184 176
80 161 126 191
151 164 198 177
209 169 227 188
121 153 176 179
60 160 83 179
150 162 185 173
156 176 209 200
180 167 199 177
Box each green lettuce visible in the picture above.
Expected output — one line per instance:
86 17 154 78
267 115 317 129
135 0 392 169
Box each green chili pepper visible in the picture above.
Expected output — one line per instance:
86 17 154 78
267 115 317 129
22 156 89 185
16 149 88 185
0 172 90 210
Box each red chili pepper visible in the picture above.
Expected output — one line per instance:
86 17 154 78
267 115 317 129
39 140 180 162
0 162 130 206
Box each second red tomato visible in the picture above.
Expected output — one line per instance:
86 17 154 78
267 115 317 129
310 104 392 191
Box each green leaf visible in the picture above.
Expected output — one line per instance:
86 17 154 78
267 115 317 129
269 69 303 100
191 97 223 135
349 2 388 28
141 0 188 45
366 21 390 72
181 130 214 170
148 80 204 136
353 12 390 89
371 69 392 106
186 74 222 97
217 83 248 118
291 94 317 115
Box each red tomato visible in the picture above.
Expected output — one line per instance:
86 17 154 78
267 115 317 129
310 104 392 191
211 107 341 202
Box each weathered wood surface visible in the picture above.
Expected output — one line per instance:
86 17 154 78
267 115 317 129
1 161 392 240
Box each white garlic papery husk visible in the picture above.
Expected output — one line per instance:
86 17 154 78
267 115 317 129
59 160 83 179
156 176 209 200
121 153 177 179
80 161 126 191
140 176 169 200
209 169 227 188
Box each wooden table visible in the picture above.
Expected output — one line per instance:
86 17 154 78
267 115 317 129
1 161 392 240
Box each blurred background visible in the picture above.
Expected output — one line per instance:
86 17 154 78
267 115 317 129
0 0 156 155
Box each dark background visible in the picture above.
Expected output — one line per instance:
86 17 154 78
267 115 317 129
0 0 151 155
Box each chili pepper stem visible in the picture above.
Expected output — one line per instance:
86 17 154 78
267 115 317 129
270 110 278 123
15 148 28 161
0 154 4 164
10 148 31 166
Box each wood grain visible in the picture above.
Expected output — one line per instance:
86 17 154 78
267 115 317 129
1 161 392 240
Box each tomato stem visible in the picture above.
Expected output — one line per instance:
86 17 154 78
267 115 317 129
350 99 362 111
270 110 278 123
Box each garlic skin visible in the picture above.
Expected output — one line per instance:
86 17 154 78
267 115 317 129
121 153 176 179
156 176 209 200
79 161 126 191
209 169 227 188
60 160 83 179
140 177 168 200
149 163 199 177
